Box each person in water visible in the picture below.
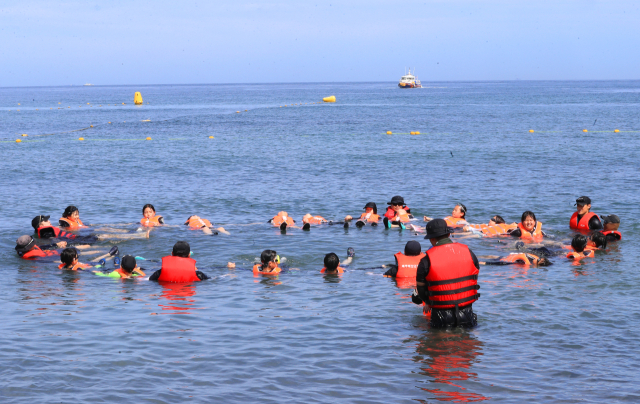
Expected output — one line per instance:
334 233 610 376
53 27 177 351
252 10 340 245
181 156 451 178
149 241 209 282
344 202 380 228
320 248 355 275
301 214 329 230
566 234 596 260
508 211 545 240
15 235 67 260
383 196 412 228
570 196 602 232
58 247 93 270
383 241 426 278
424 203 468 229
269 211 296 231
94 255 146 278
140 204 164 227
600 214 621 241
33 215 148 242
58 206 88 229
184 215 229 235
457 215 517 238
479 252 551 266
253 250 282 275
413 219 480 328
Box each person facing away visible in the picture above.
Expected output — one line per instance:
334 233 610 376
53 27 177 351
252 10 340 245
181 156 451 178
384 241 426 278
94 255 146 278
569 196 602 232
566 234 596 260
320 248 354 274
413 219 480 328
149 241 209 282
58 247 93 271
253 250 282 275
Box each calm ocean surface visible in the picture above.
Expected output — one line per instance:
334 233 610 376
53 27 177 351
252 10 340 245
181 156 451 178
1 81 639 403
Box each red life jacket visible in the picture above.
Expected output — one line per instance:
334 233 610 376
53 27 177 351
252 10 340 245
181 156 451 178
384 206 410 219
158 256 200 282
601 230 621 241
253 264 282 275
566 250 595 260
20 245 59 259
320 266 345 274
59 217 86 229
141 215 162 227
37 226 76 240
517 222 543 240
394 252 427 278
358 212 380 223
444 216 467 228
424 243 480 310
569 212 598 231
271 212 295 227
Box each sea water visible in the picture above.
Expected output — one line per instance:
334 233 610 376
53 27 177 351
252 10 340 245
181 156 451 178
1 81 639 403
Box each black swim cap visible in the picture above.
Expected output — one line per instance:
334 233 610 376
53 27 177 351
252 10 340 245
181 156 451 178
121 255 137 271
404 241 422 256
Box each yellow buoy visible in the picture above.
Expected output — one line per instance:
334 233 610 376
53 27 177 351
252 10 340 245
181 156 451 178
87 103 90 105
36 109 39 111
58 102 61 104
209 136 214 139
529 129 534 133
90 125 94 128
122 102 125 105
16 139 21 143
386 131 392 135
21 134 27 137
236 111 240 113
108 122 111 124
614 129 620 133
134 92 143 105
245 109 248 112
146 137 152 140
18 103 20 105
414 131 420 135
79 137 84 141
583 129 588 132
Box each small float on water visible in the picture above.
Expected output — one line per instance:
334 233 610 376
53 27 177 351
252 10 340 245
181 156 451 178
398 69 421 89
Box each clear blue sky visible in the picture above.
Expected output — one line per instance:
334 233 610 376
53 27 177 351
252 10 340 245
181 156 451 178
1 0 638 86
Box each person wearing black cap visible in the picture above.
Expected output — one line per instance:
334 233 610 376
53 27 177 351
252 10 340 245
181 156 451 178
383 196 412 229
412 219 480 328
600 215 621 241
569 196 602 231
344 202 380 228
32 214 149 243
149 241 209 282
15 235 67 260
383 241 426 278
94 255 146 278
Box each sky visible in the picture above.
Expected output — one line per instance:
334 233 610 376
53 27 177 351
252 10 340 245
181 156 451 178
1 0 638 86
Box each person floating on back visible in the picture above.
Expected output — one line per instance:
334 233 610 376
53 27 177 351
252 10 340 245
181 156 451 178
301 214 328 230
383 196 411 229
15 235 67 260
569 196 602 232
149 241 209 282
344 202 380 228
424 203 468 229
58 206 88 229
269 211 296 231
140 204 164 227
184 215 229 235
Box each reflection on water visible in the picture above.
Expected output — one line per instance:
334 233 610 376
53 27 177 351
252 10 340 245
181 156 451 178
412 330 488 402
157 282 200 314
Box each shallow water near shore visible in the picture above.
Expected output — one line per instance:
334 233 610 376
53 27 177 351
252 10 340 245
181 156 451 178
1 81 640 403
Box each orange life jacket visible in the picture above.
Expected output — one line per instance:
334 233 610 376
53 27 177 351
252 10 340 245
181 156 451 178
601 230 621 241
569 212 598 231
481 223 518 236
384 206 410 219
186 217 212 229
158 256 200 282
305 216 327 225
424 243 480 309
444 216 467 228
467 223 488 230
58 262 91 270
20 245 59 259
517 222 544 240
36 226 76 240
566 250 595 260
320 267 345 274
140 215 162 227
271 212 295 227
500 253 539 266
253 264 282 275
58 217 86 229
114 268 133 278
394 252 427 278
358 212 380 223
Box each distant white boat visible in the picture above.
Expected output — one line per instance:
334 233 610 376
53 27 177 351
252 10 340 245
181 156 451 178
398 69 422 89
83 83 94 86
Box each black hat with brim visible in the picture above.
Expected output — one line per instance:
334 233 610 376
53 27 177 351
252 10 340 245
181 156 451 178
575 196 592 206
601 214 620 224
387 195 405 205
424 219 452 239
31 215 50 230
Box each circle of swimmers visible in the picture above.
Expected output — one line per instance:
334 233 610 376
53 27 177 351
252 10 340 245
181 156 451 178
14 196 622 329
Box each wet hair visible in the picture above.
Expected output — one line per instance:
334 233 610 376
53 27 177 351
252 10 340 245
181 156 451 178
456 203 467 218
185 215 195 224
172 241 191 258
324 253 340 270
260 250 278 265
63 206 79 218
404 241 422 256
590 232 608 249
142 204 156 215
121 255 136 273
364 202 378 215
491 215 505 224
60 247 78 265
538 257 552 266
521 211 536 223
571 234 588 253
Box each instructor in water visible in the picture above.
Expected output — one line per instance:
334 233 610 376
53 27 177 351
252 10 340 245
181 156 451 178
413 219 480 328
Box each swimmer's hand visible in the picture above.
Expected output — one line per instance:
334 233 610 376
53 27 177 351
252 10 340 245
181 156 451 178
202 227 213 235
158 216 164 224
216 227 230 235
345 215 353 221
56 241 68 248
423 216 433 222
227 262 236 269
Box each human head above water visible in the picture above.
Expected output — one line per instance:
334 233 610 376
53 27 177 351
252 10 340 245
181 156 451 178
121 255 137 273
452 203 467 219
31 215 51 230
601 214 620 231
575 196 592 215
489 215 505 225
60 247 79 265
363 202 377 214
324 253 340 270
63 205 79 219
172 241 191 258
589 232 607 249
404 240 422 256
571 234 588 253
521 211 537 231
260 249 278 265
142 204 156 218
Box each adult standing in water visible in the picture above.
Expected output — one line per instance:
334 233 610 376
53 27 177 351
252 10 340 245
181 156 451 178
413 219 480 328
569 196 602 232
